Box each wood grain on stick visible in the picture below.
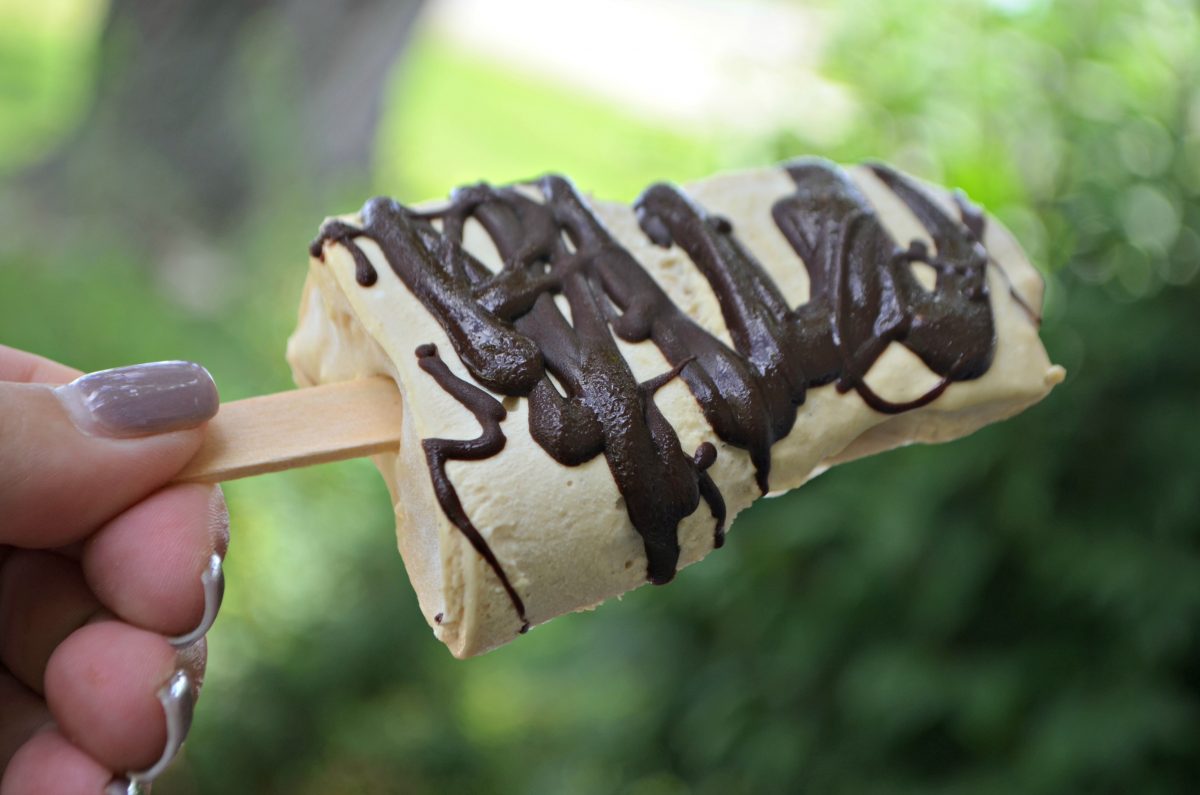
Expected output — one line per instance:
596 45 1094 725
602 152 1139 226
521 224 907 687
176 377 403 483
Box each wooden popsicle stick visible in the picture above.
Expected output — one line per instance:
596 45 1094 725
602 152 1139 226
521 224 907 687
175 377 403 483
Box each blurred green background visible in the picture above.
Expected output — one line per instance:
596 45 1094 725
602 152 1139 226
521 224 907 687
2 0 1198 792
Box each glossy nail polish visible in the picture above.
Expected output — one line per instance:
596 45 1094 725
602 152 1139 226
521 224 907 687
55 361 219 438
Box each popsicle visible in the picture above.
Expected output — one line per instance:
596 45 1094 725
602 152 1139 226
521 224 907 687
182 158 1064 657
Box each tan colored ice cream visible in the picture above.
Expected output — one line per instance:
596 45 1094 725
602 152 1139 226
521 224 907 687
288 161 1063 658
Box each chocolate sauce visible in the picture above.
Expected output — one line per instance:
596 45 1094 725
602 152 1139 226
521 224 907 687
311 159 998 628
415 343 529 633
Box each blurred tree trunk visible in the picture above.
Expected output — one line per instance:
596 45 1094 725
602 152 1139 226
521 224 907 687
20 0 424 253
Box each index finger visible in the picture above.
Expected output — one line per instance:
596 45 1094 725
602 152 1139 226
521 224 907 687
0 345 82 385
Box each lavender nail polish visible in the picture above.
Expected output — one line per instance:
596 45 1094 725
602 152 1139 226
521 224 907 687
104 776 148 795
168 553 224 649
106 669 196 794
55 361 219 438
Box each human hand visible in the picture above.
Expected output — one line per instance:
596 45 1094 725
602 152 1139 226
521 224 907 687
0 345 226 795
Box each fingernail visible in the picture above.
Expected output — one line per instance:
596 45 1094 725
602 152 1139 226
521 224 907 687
116 669 195 789
105 777 150 794
55 361 219 438
168 553 224 649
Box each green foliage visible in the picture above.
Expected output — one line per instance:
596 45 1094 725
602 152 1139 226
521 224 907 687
0 0 102 173
1 0 1197 793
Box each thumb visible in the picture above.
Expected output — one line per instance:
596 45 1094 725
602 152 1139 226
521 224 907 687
0 361 219 548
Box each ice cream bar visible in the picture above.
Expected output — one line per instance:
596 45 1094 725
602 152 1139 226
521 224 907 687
286 159 1064 658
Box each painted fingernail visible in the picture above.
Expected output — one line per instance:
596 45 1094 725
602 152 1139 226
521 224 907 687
55 361 219 438
104 776 150 794
113 669 196 790
168 553 224 649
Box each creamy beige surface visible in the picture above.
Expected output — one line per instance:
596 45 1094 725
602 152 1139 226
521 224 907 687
287 164 1064 658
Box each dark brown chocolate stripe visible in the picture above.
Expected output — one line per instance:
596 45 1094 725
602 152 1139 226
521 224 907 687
948 189 1042 326
414 343 529 633
311 223 379 287
310 159 998 628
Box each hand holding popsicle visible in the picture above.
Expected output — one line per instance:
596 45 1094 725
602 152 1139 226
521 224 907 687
0 158 1065 792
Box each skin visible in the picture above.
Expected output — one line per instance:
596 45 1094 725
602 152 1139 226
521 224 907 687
0 345 227 794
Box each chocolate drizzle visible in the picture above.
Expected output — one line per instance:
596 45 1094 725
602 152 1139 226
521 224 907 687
415 343 529 633
311 159 999 628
